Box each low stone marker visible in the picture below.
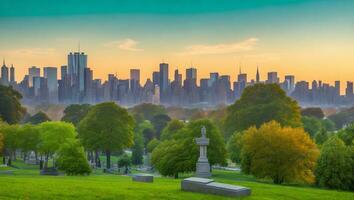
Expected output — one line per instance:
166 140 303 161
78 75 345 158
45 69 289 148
132 174 154 183
181 177 251 197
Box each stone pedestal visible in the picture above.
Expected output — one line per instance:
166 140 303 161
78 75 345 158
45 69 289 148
195 126 211 178
132 174 154 183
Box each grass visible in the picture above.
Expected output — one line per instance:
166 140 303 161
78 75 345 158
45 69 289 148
0 159 353 200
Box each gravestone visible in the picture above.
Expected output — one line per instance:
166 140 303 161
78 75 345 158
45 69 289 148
181 126 251 197
132 173 154 183
195 126 211 178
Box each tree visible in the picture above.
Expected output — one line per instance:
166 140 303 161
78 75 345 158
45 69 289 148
227 132 243 164
131 132 144 165
336 124 354 146
61 104 91 126
301 107 324 119
129 103 166 123
160 119 185 141
302 116 322 138
0 133 3 156
242 121 319 184
0 85 26 124
26 111 51 125
18 124 40 160
315 136 353 190
56 139 91 175
224 84 301 138
151 119 227 178
314 128 329 145
38 121 77 169
118 153 131 174
328 107 354 129
136 120 155 147
78 102 135 169
147 138 159 153
151 114 171 138
1 124 20 165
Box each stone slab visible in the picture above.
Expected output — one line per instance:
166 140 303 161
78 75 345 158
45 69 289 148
181 177 251 197
205 182 251 197
132 174 154 183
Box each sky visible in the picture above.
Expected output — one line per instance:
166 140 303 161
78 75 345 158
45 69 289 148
0 0 354 93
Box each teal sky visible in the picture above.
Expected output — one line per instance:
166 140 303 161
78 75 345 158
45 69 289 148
0 0 354 90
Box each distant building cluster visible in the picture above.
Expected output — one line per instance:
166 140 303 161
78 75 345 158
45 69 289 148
1 52 353 107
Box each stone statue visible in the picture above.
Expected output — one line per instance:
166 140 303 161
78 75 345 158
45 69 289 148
195 126 211 178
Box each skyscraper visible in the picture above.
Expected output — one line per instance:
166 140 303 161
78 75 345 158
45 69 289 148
267 72 279 84
68 52 87 102
284 75 295 93
1 59 9 85
10 64 15 83
346 81 353 98
28 66 40 87
256 67 260 83
44 67 58 102
186 68 197 80
130 69 140 91
152 71 160 87
159 63 169 102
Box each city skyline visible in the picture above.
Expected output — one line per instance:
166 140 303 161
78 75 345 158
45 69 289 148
1 0 354 89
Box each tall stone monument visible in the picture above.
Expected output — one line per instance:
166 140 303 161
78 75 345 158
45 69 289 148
195 126 211 178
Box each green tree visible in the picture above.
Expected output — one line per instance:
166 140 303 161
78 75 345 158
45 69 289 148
146 138 159 153
314 128 329 145
78 102 135 169
136 120 155 146
118 153 131 174
336 124 354 146
224 84 301 138
328 107 354 129
131 132 144 165
242 121 319 184
151 119 227 178
227 132 243 164
129 103 166 123
61 104 91 126
38 121 77 169
18 124 40 160
26 111 51 125
315 136 353 190
160 119 185 141
151 114 171 138
301 107 324 119
1 124 20 165
0 85 26 124
302 116 322 138
56 139 91 175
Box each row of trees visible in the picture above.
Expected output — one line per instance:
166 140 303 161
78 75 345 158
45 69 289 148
0 121 91 175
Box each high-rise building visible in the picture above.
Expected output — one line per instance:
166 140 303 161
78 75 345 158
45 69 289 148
159 63 169 102
1 59 9 85
10 64 15 83
256 67 260 83
152 71 160 87
130 69 140 91
44 67 58 102
346 81 353 98
68 52 87 102
267 72 279 84
284 75 295 93
28 66 40 87
186 68 197 80
84 68 93 103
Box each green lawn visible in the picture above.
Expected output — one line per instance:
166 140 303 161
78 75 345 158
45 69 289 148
0 161 353 200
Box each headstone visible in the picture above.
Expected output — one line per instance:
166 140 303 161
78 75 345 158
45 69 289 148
195 126 211 178
132 173 154 183
181 177 251 197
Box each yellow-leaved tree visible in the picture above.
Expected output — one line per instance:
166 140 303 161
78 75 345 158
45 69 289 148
242 121 319 184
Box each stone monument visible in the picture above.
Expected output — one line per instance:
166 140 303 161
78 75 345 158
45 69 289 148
195 126 211 178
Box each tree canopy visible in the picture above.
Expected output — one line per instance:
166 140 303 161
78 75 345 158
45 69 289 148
78 102 135 169
129 103 166 123
301 107 324 119
151 114 171 138
328 107 354 129
224 84 302 138
26 111 51 125
242 121 319 184
151 119 227 178
61 104 91 126
315 136 353 190
160 119 185 141
0 85 26 124
227 132 243 164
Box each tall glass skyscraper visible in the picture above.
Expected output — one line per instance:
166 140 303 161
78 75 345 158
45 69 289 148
68 52 87 102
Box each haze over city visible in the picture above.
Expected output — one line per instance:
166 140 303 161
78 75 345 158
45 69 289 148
1 0 354 91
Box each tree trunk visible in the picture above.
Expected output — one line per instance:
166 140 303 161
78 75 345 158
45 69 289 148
44 154 49 169
106 151 111 169
95 151 99 168
2 156 5 164
174 173 179 179
35 152 38 164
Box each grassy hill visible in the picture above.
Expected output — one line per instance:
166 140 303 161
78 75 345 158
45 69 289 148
0 160 353 200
